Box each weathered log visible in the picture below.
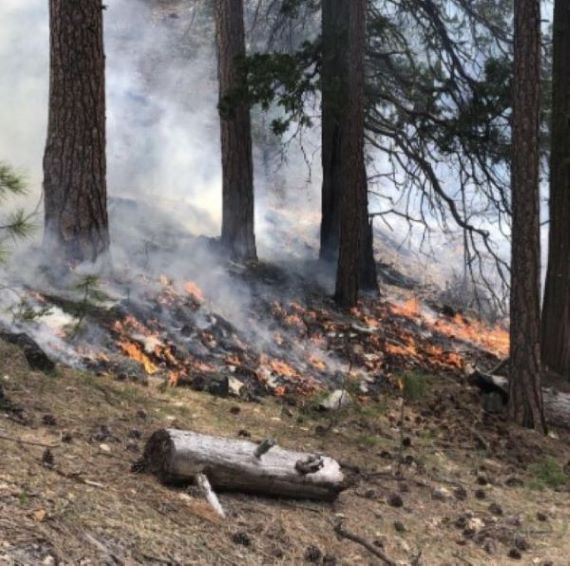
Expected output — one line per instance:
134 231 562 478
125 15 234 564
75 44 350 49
0 331 55 373
143 429 346 501
469 370 570 429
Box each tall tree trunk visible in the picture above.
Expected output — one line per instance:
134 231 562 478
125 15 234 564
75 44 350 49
334 0 367 307
359 161 378 292
215 0 257 262
319 0 346 264
43 0 110 265
542 0 570 379
321 0 378 293
509 0 546 431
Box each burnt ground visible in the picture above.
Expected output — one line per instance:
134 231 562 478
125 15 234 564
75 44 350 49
0 336 569 565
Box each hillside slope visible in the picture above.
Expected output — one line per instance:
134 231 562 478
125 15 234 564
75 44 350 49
1 339 569 565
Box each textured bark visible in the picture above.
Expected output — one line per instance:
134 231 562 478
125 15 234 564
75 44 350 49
509 0 546 431
334 0 368 307
43 0 110 264
215 0 257 262
321 1 378 293
360 219 378 291
143 429 346 501
542 0 570 380
320 0 347 263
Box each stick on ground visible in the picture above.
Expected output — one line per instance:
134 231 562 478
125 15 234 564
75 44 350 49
334 522 397 566
195 473 226 518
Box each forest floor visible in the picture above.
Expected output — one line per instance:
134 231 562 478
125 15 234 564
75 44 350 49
0 336 569 565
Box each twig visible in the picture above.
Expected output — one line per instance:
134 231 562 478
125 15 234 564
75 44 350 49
468 425 490 452
254 438 276 459
410 549 423 566
451 552 474 565
334 522 397 566
0 431 60 448
195 473 226 519
396 395 406 477
490 357 509 375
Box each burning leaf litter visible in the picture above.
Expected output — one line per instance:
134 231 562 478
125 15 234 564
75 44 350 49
0 266 508 403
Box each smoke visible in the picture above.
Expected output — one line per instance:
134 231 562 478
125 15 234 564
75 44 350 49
0 0 338 375
0 1 491 307
0 0 48 190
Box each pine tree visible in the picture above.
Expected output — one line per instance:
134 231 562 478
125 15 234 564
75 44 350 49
43 0 110 265
334 0 368 307
320 0 377 292
215 0 257 262
509 0 546 431
319 0 346 264
542 0 570 380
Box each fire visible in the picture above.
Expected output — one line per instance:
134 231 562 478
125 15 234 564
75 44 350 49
363 316 380 329
387 296 509 358
185 281 205 303
390 298 421 318
386 341 417 358
113 315 156 337
433 315 509 357
192 360 215 373
261 355 298 378
117 340 158 374
284 314 305 331
308 354 327 371
225 354 241 366
426 344 464 368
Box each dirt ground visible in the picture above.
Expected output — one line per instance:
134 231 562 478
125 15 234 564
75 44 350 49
0 340 569 565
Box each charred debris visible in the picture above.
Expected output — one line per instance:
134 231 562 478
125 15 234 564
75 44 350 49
1 252 508 412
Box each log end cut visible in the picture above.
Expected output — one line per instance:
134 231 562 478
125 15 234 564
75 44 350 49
143 429 177 482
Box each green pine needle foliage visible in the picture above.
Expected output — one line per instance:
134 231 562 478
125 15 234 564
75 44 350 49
0 162 34 260
0 162 26 199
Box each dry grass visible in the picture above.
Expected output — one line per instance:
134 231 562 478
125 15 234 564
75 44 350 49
0 341 569 565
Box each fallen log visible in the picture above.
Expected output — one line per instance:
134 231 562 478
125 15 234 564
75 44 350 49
143 429 346 501
469 370 570 429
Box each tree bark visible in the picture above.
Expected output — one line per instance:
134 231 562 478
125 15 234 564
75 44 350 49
143 429 346 501
321 0 378 295
215 0 257 262
542 0 570 380
319 0 347 264
509 0 546 431
334 0 369 307
43 0 110 265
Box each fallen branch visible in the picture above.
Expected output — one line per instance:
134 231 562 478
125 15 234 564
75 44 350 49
334 521 397 566
195 472 226 518
469 369 570 429
143 429 346 501
0 430 60 448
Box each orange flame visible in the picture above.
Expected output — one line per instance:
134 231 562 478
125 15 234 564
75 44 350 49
433 315 509 357
386 341 418 357
390 298 421 318
260 354 298 378
118 340 158 374
284 314 305 331
185 281 205 303
308 355 327 371
225 354 241 366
